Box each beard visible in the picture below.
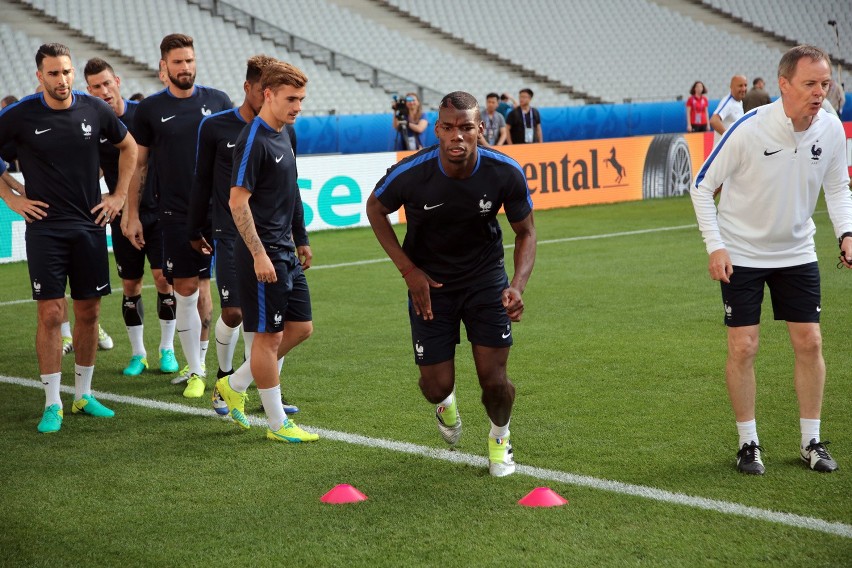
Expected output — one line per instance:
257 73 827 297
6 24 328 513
44 84 71 102
168 71 195 90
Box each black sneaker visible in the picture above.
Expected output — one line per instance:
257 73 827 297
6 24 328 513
736 441 765 475
800 439 838 472
258 398 300 414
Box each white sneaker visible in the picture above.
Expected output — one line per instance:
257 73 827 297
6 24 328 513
488 435 515 477
801 439 838 472
171 363 206 385
436 401 462 445
97 325 114 350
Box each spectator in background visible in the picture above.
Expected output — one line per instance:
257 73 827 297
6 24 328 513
826 76 845 115
479 92 507 147
129 92 144 102
505 88 543 145
392 92 428 151
686 81 709 132
497 92 515 119
710 75 747 147
1 95 17 109
742 77 771 112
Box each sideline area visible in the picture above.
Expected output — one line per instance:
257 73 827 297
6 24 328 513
2 373 850 540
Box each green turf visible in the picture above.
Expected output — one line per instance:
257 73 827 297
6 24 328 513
0 196 850 566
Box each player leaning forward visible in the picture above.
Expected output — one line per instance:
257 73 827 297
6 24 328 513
0 43 137 432
691 45 852 475
367 91 536 476
211 62 318 443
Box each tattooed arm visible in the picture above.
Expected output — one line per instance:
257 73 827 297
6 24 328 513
229 185 277 283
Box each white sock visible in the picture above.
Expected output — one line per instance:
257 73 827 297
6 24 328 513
175 290 203 375
437 392 454 408
127 325 146 357
489 419 510 439
74 364 94 399
259 384 286 431
200 340 209 369
277 356 285 375
215 317 240 374
736 419 759 448
60 321 71 338
41 372 62 408
159 319 175 351
243 330 254 362
229 360 254 392
800 418 820 448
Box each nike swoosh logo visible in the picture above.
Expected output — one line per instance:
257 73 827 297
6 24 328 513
161 116 176 122
100 137 108 143
763 149 782 156
96 284 109 291
35 128 51 135
176 329 189 333
226 142 235 148
275 154 284 163
501 332 511 338
423 203 444 210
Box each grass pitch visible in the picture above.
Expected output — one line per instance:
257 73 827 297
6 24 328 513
0 196 850 566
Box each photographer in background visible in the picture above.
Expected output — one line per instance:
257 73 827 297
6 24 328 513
392 92 428 151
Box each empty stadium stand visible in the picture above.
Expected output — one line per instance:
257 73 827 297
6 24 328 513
1 0 849 116
700 0 851 69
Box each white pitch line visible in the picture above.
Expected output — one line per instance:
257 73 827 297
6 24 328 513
0 223 698 308
1 374 850 539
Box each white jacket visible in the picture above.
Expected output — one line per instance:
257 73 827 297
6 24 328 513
692 98 852 268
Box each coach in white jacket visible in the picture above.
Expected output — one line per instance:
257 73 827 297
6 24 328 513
692 45 852 476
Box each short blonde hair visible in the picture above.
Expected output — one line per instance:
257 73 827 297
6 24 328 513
261 61 308 92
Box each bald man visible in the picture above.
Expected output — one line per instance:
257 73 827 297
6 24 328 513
710 75 748 147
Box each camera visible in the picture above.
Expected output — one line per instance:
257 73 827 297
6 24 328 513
391 94 408 124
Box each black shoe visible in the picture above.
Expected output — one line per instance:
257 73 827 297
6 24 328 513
258 398 300 414
736 441 765 475
800 439 838 472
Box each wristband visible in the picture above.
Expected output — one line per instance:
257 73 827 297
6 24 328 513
839 232 852 248
401 265 416 278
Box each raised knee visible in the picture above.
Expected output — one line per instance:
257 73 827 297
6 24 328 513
418 376 451 404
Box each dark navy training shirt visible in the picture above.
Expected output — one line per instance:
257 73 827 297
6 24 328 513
96 99 157 214
0 91 127 229
374 145 533 289
189 107 299 242
133 85 231 222
231 116 304 249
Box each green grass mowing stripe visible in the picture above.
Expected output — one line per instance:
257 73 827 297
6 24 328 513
4 373 850 540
